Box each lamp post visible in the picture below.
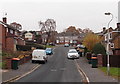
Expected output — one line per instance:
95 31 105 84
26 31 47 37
104 12 113 75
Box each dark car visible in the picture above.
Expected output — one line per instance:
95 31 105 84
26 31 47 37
49 42 55 46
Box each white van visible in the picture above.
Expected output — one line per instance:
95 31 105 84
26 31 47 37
32 49 48 63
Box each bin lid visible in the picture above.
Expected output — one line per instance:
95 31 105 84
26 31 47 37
91 57 97 59
12 58 20 60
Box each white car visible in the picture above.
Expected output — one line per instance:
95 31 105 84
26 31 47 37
67 49 79 59
32 49 48 63
64 43 69 47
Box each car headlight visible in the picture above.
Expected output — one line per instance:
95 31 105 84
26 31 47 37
76 54 79 57
68 54 70 56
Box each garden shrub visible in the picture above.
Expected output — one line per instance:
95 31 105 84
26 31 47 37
92 43 106 56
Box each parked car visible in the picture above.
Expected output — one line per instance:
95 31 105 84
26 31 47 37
49 42 55 46
64 43 69 47
67 49 79 59
45 48 53 55
32 49 48 64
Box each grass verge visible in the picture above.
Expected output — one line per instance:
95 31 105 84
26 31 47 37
99 67 120 79
0 62 2 68
44 45 55 48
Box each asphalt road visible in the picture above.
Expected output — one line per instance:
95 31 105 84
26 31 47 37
16 45 83 82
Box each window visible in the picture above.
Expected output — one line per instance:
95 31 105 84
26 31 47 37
15 31 18 36
14 39 17 44
10 29 14 34
69 51 77 53
6 28 8 32
110 43 114 48
109 32 112 39
105 34 108 41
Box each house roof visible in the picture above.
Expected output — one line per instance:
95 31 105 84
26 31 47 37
114 27 120 31
0 21 17 30
25 32 33 35
97 27 120 36
56 32 80 36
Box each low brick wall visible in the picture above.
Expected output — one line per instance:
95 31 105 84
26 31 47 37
18 55 32 65
3 54 32 69
97 54 103 67
5 58 12 69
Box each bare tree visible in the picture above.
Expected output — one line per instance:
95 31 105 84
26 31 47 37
38 19 56 44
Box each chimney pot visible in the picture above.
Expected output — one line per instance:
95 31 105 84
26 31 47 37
117 23 120 28
3 17 7 23
103 27 106 32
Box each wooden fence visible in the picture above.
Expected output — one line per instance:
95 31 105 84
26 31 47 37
103 55 120 67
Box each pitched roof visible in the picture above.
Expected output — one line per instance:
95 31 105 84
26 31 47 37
0 21 17 30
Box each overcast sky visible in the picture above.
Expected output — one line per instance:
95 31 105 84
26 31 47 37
0 0 119 33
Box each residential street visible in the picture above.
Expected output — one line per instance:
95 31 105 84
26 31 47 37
1 1 120 83
16 46 83 82
2 45 119 83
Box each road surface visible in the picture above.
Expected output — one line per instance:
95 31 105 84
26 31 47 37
16 45 83 82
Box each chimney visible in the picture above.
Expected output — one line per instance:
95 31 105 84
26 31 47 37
117 23 120 28
103 27 106 32
3 17 7 23
117 23 120 31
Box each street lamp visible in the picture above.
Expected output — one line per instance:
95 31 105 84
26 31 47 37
104 12 113 76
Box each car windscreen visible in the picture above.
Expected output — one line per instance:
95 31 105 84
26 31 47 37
46 49 51 51
68 51 77 53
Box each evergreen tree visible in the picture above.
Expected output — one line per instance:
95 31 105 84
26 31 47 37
92 43 106 56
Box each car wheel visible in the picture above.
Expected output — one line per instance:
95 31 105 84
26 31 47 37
67 57 70 59
77 57 79 59
43 61 46 64
32 60 35 63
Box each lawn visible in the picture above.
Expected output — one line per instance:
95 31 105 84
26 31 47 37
44 45 55 48
99 67 120 79
0 62 2 68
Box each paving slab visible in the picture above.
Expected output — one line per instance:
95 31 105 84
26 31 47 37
76 57 119 83
2 61 39 82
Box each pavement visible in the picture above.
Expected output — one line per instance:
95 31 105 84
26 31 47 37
2 61 40 83
76 56 119 83
1 54 120 83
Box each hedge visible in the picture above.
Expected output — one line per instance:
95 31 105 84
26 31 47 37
16 44 45 51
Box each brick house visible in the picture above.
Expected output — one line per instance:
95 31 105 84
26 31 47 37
97 24 120 55
0 24 2 53
41 31 57 44
56 32 78 44
35 31 42 44
56 32 86 44
95 25 120 67
110 27 120 55
0 17 25 53
24 32 34 41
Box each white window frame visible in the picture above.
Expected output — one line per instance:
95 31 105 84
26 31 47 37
6 28 8 32
10 29 14 34
110 43 114 48
15 31 18 36
104 34 108 41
